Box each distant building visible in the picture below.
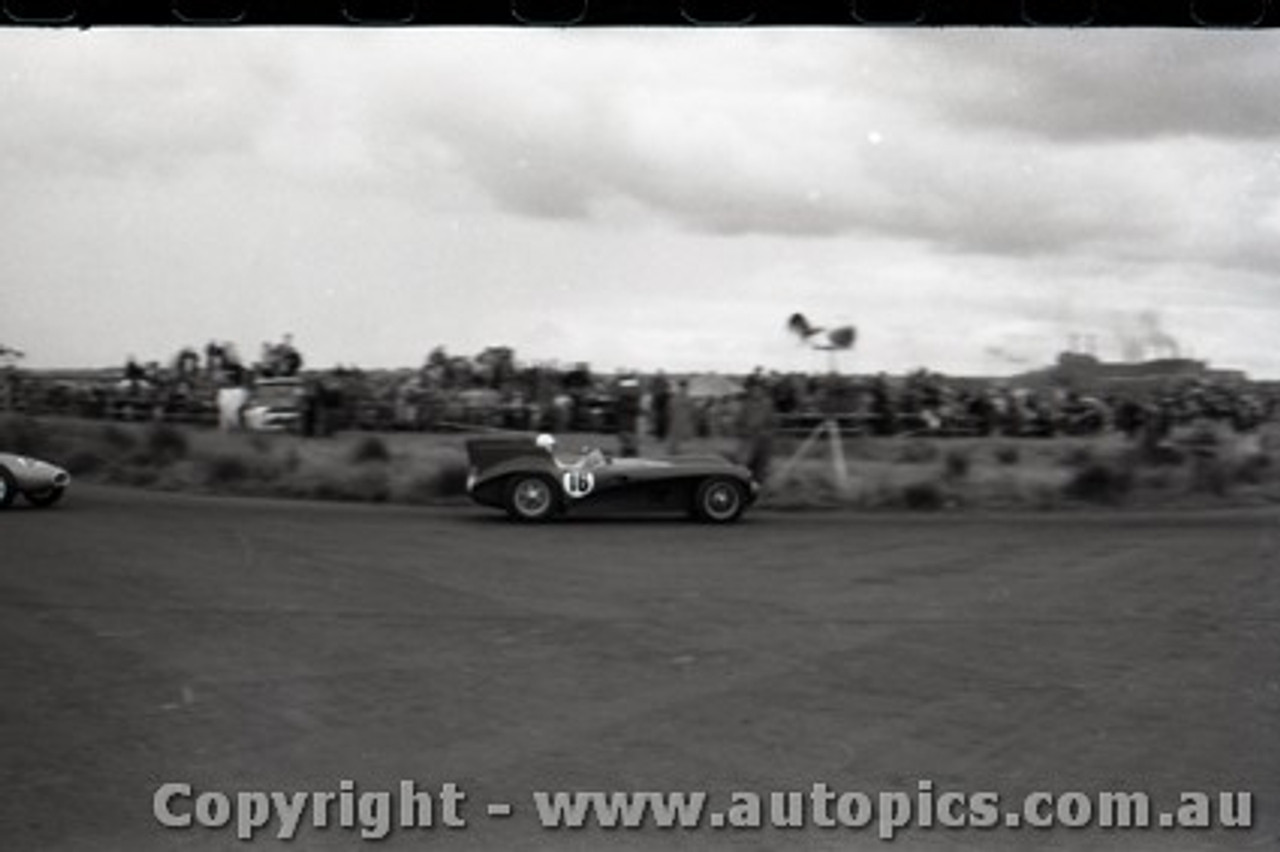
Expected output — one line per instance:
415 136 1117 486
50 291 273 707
1014 352 1248 391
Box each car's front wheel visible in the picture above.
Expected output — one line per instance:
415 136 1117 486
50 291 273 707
0 466 15 509
25 486 65 508
505 475 559 522
692 477 747 523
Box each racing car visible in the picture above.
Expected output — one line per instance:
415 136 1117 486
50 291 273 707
466 434 758 523
0 452 71 508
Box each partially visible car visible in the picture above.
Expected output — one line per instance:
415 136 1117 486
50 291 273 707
243 377 306 432
0 452 70 508
466 433 758 523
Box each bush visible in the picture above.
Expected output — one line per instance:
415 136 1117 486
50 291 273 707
1063 459 1134 505
760 464 844 510
144 424 189 465
1060 445 1096 469
896 440 940 464
0 415 51 456
309 468 391 503
994 444 1020 466
65 449 106 476
427 458 469 498
99 423 137 452
1025 481 1061 511
1233 453 1272 486
943 448 971 481
202 453 250 485
1190 457 1231 496
110 465 160 487
395 452 472 504
1137 467 1174 491
902 480 948 510
349 435 391 464
1138 441 1186 466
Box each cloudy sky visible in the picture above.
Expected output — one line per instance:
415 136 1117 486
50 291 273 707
2 29 1279 376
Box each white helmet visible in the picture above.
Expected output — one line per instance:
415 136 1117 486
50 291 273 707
535 433 556 450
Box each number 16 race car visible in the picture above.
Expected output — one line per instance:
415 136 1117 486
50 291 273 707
0 452 71 509
466 434 759 523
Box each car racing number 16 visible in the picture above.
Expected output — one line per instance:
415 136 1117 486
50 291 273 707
562 470 595 499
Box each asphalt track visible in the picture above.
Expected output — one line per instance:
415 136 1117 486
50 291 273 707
2 486 1278 851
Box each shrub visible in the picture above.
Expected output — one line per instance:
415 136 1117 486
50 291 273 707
896 440 940 464
65 447 106 473
1025 481 1061 511
396 453 475 503
144 423 189 465
0 415 50 456
99 423 137 452
352 468 391 502
397 472 444 504
110 465 159 487
1190 457 1231 496
994 444 1021 466
943 448 971 481
1060 445 1096 469
327 468 391 502
247 433 272 455
1137 467 1174 491
202 453 250 485
1063 459 1134 505
902 479 947 510
65 449 106 476
427 457 469 498
1138 442 1186 466
756 460 843 510
349 435 391 464
1233 453 1272 486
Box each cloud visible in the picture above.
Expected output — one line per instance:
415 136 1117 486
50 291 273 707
2 30 1278 376
7 29 1279 271
916 31 1280 142
0 31 299 180
313 29 1280 274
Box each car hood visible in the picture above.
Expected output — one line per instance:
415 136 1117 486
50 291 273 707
610 455 733 471
0 452 70 486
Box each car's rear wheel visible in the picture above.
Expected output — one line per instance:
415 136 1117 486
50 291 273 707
25 486 64 508
505 475 559 522
0 467 14 509
693 477 746 523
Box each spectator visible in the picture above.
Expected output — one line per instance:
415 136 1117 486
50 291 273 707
174 347 200 378
667 379 694 455
651 371 671 440
737 379 778 483
204 340 224 378
615 374 642 458
279 333 303 377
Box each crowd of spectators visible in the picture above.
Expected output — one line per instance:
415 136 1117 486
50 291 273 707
4 340 1276 457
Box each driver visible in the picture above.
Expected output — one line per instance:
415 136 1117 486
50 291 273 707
580 447 607 469
537 433 607 470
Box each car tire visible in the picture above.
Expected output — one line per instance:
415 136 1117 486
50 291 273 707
0 466 15 509
693 477 746 523
25 486 64 508
505 475 559 522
